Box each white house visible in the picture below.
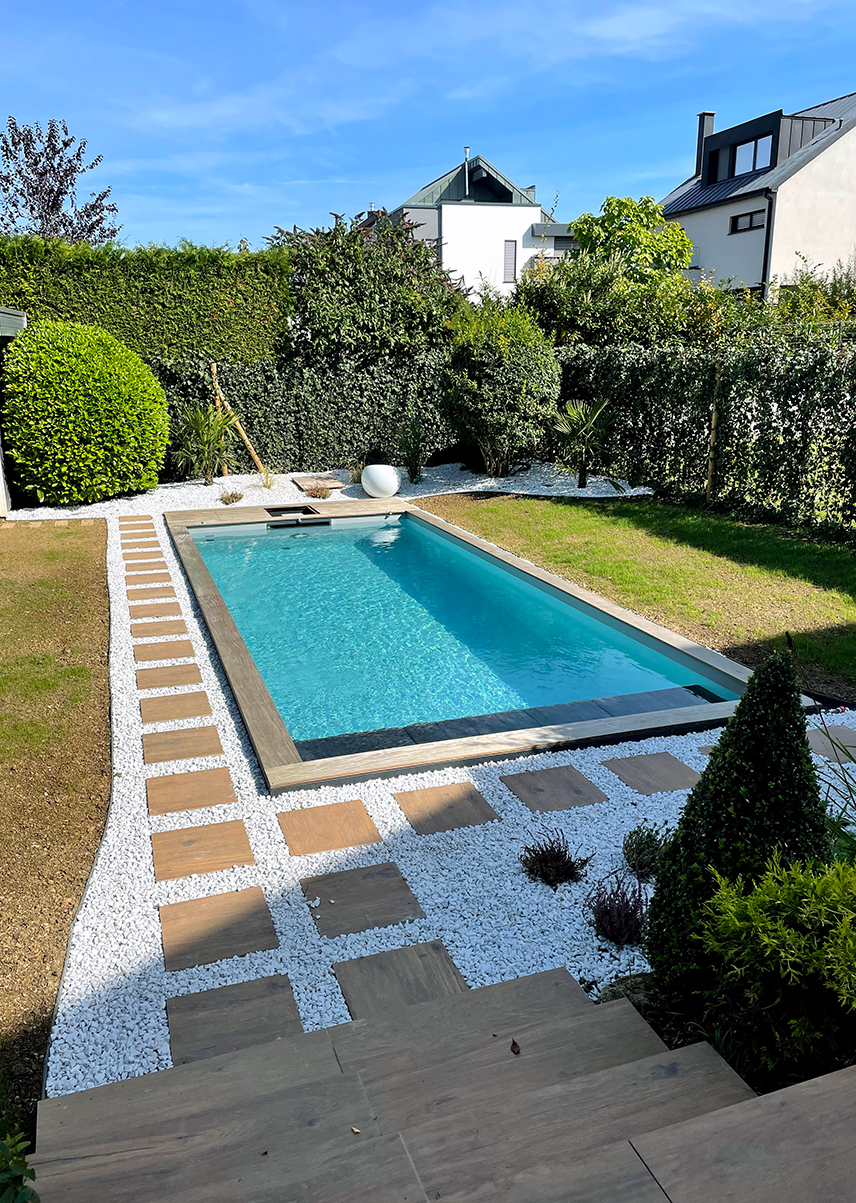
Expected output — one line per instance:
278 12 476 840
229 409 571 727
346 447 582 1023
661 92 856 290
380 154 571 295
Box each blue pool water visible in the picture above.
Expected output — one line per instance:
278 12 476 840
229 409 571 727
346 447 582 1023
194 515 728 741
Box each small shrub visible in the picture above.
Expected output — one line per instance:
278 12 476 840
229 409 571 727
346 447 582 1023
171 404 238 485
1 319 168 505
219 489 244 505
623 822 667 882
0 1130 39 1202
699 855 856 1088
398 414 427 484
519 830 593 890
304 485 331 499
553 397 614 489
348 461 364 484
586 871 648 946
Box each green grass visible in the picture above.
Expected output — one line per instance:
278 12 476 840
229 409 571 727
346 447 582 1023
418 494 856 699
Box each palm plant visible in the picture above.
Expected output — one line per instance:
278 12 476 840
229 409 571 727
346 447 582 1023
171 405 238 485
553 397 614 489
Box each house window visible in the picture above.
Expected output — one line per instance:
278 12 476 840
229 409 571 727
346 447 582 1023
734 134 773 176
729 210 766 234
553 236 575 253
503 240 517 283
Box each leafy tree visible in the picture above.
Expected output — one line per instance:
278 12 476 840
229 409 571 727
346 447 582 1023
266 212 462 366
645 651 833 1000
570 196 693 279
0 117 120 244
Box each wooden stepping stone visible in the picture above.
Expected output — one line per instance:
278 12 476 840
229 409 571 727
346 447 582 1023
121 533 158 543
393 781 499 834
131 618 187 639
119 514 153 521
143 725 222 764
292 472 346 493
152 819 254 881
807 725 856 761
128 585 175 600
147 766 236 815
167 975 303 1065
300 862 424 938
124 549 163 560
136 663 202 689
119 521 155 530
334 941 467 1020
126 570 169 584
500 764 608 812
159 886 278 971
129 601 181 619
278 799 381 855
604 751 700 795
134 639 194 662
140 691 212 723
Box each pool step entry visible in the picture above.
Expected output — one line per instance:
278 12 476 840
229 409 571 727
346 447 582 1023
38 962 853 1202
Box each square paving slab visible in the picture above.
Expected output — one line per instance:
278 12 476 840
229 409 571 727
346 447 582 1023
300 862 425 937
136 664 202 690
142 725 222 764
278 799 381 855
134 640 195 662
140 691 212 724
603 751 701 795
152 819 254 881
392 781 499 834
333 941 467 1019
808 725 856 761
500 764 608 812
147 766 237 815
159 886 278 971
167 975 303 1064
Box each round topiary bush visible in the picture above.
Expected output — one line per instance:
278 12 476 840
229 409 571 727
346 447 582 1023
1 319 169 505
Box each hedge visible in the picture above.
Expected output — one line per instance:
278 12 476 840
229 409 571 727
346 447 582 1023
0 237 291 362
557 335 856 532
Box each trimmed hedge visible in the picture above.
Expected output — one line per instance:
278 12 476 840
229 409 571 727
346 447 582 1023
0 237 291 362
2 319 168 503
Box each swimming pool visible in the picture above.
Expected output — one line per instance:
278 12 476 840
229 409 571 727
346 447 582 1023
188 509 741 764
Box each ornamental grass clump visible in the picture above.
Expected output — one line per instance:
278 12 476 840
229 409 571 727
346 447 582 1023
645 651 832 1000
1 319 168 505
519 830 593 890
585 871 648 946
623 822 668 882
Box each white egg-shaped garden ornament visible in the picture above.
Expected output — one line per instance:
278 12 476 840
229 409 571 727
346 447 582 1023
361 464 401 498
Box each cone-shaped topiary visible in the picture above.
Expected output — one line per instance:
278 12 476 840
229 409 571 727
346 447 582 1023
645 651 832 999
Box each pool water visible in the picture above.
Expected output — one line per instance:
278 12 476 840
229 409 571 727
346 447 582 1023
194 515 728 741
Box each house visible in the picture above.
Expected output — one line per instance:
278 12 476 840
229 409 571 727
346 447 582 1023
380 154 570 294
661 92 856 291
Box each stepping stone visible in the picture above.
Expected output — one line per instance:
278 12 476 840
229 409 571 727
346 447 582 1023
127 585 175 600
141 691 212 723
121 534 158 544
500 764 608 812
699 745 716 755
119 521 155 530
134 639 194 662
807 725 856 761
334 941 467 1020
136 663 202 689
80 519 95 527
159 886 278 971
147 766 237 815
124 549 163 560
126 570 169 583
119 514 153 521
53 519 68 526
129 601 181 619
292 472 346 493
152 819 254 880
131 619 188 639
300 862 425 937
143 725 222 764
392 781 499 834
167 975 303 1065
604 751 701 795
278 799 381 855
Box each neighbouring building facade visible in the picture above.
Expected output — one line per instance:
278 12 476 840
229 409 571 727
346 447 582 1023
661 92 856 290
380 154 571 295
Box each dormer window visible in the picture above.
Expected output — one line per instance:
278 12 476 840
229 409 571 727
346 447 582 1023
734 134 773 175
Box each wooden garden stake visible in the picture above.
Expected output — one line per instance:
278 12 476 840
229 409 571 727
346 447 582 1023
210 362 266 475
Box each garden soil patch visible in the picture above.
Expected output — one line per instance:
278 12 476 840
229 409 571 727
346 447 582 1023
0 519 111 1139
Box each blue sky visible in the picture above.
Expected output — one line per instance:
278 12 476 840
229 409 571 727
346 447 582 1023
3 0 856 247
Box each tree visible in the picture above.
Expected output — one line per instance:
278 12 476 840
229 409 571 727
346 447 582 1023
0 117 120 244
570 196 693 279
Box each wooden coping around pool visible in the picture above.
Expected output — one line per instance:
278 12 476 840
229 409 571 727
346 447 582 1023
163 498 762 793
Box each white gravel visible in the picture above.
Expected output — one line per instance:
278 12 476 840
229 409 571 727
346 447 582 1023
34 500 854 1099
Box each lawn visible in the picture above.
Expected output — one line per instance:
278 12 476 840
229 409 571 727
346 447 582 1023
416 494 856 701
0 519 111 1142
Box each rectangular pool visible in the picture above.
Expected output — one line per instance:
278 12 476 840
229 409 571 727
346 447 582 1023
192 512 738 746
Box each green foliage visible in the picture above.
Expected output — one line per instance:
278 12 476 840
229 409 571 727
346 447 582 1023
773 253 856 325
171 404 238 486
699 855 856 1087
0 236 291 362
623 822 668 882
645 651 833 999
1 319 168 504
553 397 614 488
0 1131 39 1203
570 196 693 278
444 304 560 476
267 213 461 366
397 413 427 484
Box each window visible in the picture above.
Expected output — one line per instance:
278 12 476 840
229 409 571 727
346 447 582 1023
729 210 766 234
503 240 517 283
553 235 575 253
734 134 773 176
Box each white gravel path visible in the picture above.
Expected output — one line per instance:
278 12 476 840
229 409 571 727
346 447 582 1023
24 495 852 1100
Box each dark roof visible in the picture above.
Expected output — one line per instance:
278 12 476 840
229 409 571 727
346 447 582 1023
394 155 540 209
662 91 856 218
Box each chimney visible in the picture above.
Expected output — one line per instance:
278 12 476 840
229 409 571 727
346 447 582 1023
696 112 715 177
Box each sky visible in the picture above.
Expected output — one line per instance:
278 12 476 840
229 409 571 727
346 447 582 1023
3 0 856 248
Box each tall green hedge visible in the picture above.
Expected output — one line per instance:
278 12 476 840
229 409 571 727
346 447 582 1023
0 237 291 362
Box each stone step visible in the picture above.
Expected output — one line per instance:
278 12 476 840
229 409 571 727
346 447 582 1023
398 1041 755 1202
